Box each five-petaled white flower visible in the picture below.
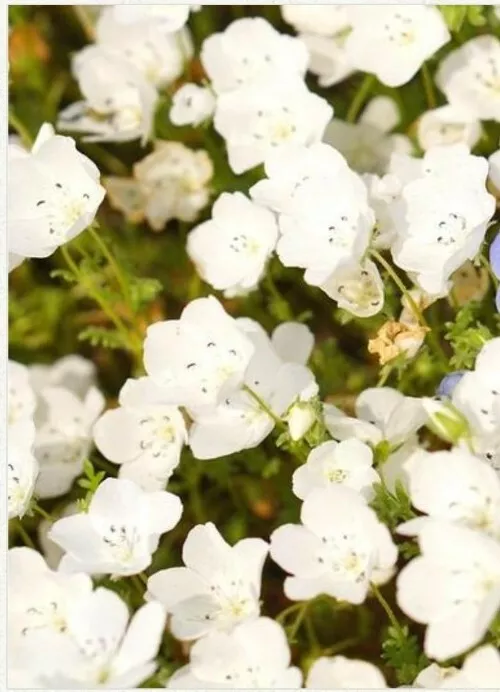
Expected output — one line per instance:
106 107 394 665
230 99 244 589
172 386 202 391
270 486 398 603
147 522 268 641
306 656 386 689
167 617 302 689
170 83 216 127
49 477 182 576
417 105 482 152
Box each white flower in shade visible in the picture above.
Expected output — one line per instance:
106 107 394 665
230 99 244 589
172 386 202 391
286 380 320 442
344 7 450 87
49 477 182 576
214 78 332 174
414 662 459 688
167 617 302 689
143 296 255 411
147 522 268 641
396 521 500 660
33 385 105 499
201 17 308 94
324 96 412 175
110 4 191 33
281 5 351 37
292 439 379 501
170 83 216 126
437 645 500 688
58 46 157 144
417 105 482 152
188 320 314 459
392 145 495 295
106 141 213 231
96 7 192 88
187 192 278 296
8 123 104 269
397 448 500 539
270 486 398 603
306 656 386 689
8 420 38 519
320 259 385 317
489 147 500 193
8 360 36 426
93 376 186 492
436 36 500 122
30 355 97 399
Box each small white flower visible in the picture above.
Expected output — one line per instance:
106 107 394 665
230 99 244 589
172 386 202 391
270 486 397 603
49 477 182 576
58 46 157 144
8 123 105 269
143 296 255 410
187 192 278 296
147 522 268 641
214 78 332 174
396 521 500 660
417 105 482 152
8 360 36 426
320 259 385 317
168 617 302 688
414 662 459 688
344 7 450 87
286 380 319 442
201 17 308 94
30 354 97 399
306 656 386 688
437 645 500 688
292 438 379 501
436 35 500 122
110 5 191 33
170 83 216 126
94 376 186 492
8 420 38 519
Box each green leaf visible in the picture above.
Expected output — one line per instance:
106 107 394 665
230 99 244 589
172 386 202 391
439 6 468 32
445 303 492 369
382 624 429 685
371 481 415 531
78 326 128 349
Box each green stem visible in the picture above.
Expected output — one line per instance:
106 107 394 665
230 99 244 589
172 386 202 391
276 601 304 624
480 253 499 289
8 110 33 148
33 503 55 523
421 63 437 109
377 366 391 388
87 223 134 315
371 583 403 633
15 519 36 548
137 571 149 587
243 385 285 429
288 601 309 641
131 574 146 598
346 75 375 124
323 635 360 656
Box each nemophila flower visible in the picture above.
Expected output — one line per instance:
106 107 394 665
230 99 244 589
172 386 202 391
8 123 104 270
489 232 500 311
436 35 500 122
188 320 315 459
436 371 466 398
292 438 379 501
392 145 495 295
396 521 500 660
8 420 38 519
306 656 386 689
94 376 187 492
49 477 182 576
143 296 255 410
319 259 385 317
167 617 302 689
417 105 482 152
33 385 104 499
30 354 97 399
414 663 459 688
170 83 216 127
270 486 397 603
286 379 320 442
436 645 500 688
344 7 450 87
147 522 268 640
397 448 500 539
106 141 213 231
214 78 332 174
110 4 192 33
281 5 351 36
187 192 278 296
368 320 429 367
201 17 308 94
324 96 412 175
8 360 36 426
58 46 157 143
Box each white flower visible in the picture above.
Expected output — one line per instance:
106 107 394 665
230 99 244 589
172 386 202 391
344 7 450 87
436 35 500 122
201 17 308 94
96 7 192 88
143 296 255 410
33 385 104 499
286 380 320 442
306 656 386 688
110 4 191 33
30 354 97 399
168 617 302 689
8 420 38 519
214 78 332 174
324 96 412 175
38 502 78 569
292 438 379 501
106 141 213 231
392 145 495 295
363 173 403 250
94 376 186 492
320 259 385 317
170 83 216 126
396 521 500 660
8 123 104 269
281 5 351 37
417 105 482 152
398 447 500 539
8 360 36 426
49 477 182 576
270 486 397 603
188 320 315 459
438 645 500 688
187 192 278 296
58 46 157 143
414 662 459 688
147 522 268 641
